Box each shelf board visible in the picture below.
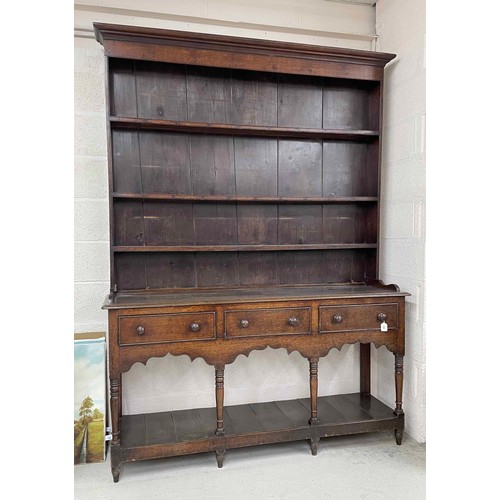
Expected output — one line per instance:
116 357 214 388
104 284 410 310
112 193 378 203
110 116 379 141
120 394 398 460
113 243 378 253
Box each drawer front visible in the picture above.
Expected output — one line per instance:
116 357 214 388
319 303 398 333
225 307 311 338
119 312 215 345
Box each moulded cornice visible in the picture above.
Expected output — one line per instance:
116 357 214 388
93 22 395 67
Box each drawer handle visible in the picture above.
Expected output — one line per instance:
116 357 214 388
190 322 200 332
377 313 387 322
333 315 343 323
239 319 249 328
288 317 299 327
136 325 145 336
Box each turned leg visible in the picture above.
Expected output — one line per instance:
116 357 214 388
308 357 320 455
308 358 319 425
215 365 225 436
110 378 122 482
360 343 371 395
394 353 404 445
214 365 226 467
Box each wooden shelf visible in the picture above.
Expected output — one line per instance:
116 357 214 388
104 285 410 309
112 193 379 203
113 244 378 253
120 394 398 460
110 116 380 141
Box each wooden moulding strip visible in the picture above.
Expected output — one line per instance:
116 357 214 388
112 193 379 203
94 23 395 81
109 116 380 141
112 244 378 252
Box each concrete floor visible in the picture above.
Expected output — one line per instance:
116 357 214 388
75 431 425 499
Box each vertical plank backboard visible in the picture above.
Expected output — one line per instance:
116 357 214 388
193 203 238 245
230 70 277 126
234 138 277 196
323 85 369 130
187 66 231 123
352 249 373 281
145 253 196 289
322 250 354 283
112 131 142 193
114 200 144 246
277 75 322 128
364 204 378 244
323 142 368 197
143 202 194 246
278 251 323 284
238 252 278 286
322 205 355 244
190 135 236 195
114 254 146 290
366 141 380 197
135 61 187 120
278 205 322 244
196 253 239 287
364 249 377 279
278 140 322 197
139 132 191 194
109 59 137 117
237 204 278 245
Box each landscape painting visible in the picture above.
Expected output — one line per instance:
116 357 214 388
74 336 106 464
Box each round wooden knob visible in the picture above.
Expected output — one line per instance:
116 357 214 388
377 313 387 322
136 325 145 335
239 319 249 328
288 317 299 327
190 322 200 332
333 315 342 323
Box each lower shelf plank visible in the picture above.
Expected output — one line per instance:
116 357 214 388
120 393 398 463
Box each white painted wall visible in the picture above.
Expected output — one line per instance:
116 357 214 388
375 0 426 443
74 0 425 442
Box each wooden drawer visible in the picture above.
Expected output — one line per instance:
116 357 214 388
225 307 311 338
119 312 215 345
319 303 398 333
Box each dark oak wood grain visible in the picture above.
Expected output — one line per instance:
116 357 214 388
94 23 396 81
278 75 323 129
135 61 187 121
110 116 380 140
187 66 232 123
120 394 397 454
95 23 405 482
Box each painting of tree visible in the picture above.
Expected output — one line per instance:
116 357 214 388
79 396 94 425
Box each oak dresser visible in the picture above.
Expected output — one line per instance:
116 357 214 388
93 23 409 482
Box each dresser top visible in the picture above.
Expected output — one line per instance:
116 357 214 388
103 284 409 310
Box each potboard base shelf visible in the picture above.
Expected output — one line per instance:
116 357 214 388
118 393 401 465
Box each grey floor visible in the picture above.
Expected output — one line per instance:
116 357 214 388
75 431 425 500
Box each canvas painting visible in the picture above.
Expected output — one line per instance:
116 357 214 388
74 335 107 464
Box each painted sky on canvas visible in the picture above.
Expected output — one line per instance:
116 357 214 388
74 340 106 420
